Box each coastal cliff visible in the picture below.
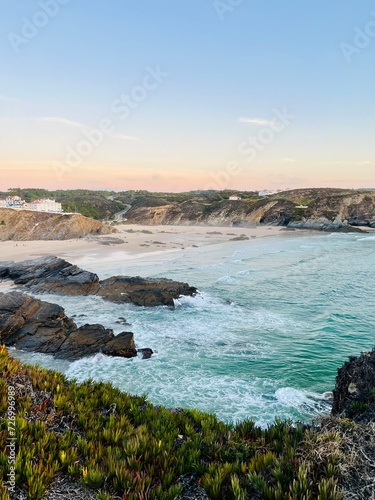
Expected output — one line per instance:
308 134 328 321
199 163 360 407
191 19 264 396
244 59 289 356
0 209 112 241
125 189 375 230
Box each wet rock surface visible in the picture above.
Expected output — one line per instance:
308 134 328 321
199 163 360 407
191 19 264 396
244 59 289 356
287 219 365 232
137 348 154 360
0 256 99 295
0 292 138 361
0 256 197 307
98 276 197 307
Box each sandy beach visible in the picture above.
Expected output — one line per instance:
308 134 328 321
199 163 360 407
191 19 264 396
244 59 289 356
0 224 285 269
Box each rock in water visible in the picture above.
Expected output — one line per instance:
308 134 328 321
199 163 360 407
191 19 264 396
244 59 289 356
0 256 99 295
332 350 375 420
137 348 154 360
0 256 197 307
102 332 138 358
0 292 138 361
98 276 197 307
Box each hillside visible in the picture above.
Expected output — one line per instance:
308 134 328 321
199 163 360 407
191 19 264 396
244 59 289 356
0 209 111 241
2 188 375 229
125 189 375 229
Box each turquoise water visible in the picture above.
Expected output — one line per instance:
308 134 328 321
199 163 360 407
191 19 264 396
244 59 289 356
10 232 375 426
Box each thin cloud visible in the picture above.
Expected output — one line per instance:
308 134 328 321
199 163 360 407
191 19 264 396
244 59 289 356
39 116 86 129
38 116 139 141
238 117 274 126
283 157 296 162
357 160 372 165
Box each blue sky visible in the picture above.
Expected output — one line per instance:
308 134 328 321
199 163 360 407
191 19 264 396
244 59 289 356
1 0 374 191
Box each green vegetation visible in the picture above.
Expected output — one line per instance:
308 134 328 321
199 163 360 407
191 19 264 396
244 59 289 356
0 347 346 499
350 402 368 413
2 187 372 226
0 188 261 221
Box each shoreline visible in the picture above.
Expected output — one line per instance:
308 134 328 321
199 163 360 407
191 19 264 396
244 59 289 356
0 224 286 265
1 224 371 276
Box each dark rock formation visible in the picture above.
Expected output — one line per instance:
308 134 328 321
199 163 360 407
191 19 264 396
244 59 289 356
0 256 197 307
137 348 154 360
55 325 122 361
349 218 375 228
332 350 375 421
0 256 99 295
287 218 364 232
230 234 250 241
102 332 138 359
98 276 197 307
0 292 139 361
0 291 73 354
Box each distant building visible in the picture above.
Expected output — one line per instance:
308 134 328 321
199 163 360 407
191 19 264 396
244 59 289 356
5 196 25 208
258 190 275 197
28 199 63 213
0 199 7 208
229 195 241 201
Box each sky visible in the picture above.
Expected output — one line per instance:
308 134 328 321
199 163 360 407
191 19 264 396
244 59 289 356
1 0 374 192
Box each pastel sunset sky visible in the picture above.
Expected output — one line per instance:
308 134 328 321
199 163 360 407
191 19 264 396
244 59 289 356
1 0 374 192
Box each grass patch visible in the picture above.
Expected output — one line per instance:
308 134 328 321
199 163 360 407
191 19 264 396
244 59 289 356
0 346 356 499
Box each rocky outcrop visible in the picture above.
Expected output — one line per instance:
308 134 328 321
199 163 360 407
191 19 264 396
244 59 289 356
0 208 112 241
0 256 100 296
98 276 197 307
0 292 138 361
332 350 375 421
287 218 364 232
0 256 197 307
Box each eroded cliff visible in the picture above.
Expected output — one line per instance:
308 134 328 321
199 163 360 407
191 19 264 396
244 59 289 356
0 209 112 241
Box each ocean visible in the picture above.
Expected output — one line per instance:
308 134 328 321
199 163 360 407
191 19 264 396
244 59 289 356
10 231 375 427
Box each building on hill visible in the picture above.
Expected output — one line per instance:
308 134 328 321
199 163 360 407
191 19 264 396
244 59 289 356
28 199 63 213
0 196 63 213
258 190 281 197
229 194 241 201
5 196 25 208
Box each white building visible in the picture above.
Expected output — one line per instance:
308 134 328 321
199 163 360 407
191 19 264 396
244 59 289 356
229 195 241 201
258 190 274 197
28 199 63 213
0 199 7 208
4 196 25 208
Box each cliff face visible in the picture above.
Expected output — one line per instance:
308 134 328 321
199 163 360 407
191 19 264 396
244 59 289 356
126 189 375 229
0 209 112 241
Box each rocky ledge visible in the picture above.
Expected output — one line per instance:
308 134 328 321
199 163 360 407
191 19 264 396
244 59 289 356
0 256 197 307
332 349 375 421
287 217 365 232
0 292 152 361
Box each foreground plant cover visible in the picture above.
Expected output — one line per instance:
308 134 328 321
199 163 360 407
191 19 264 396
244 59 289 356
0 346 374 499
